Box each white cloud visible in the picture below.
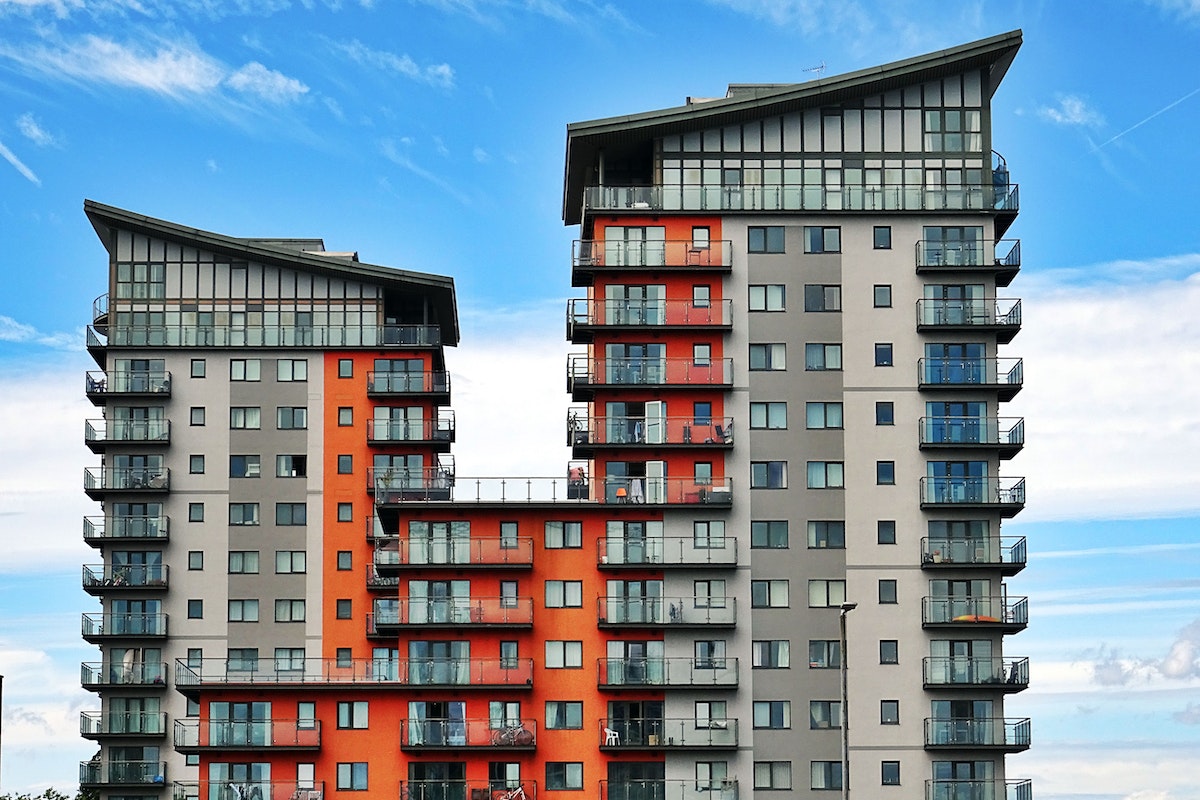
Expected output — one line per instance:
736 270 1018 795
332 39 455 89
16 112 55 146
472 146 490 163
1147 0 1200 20
379 136 472 205
1013 744 1200 800
0 139 40 185
0 0 83 18
225 60 309 103
704 0 873 37
1038 94 1105 127
205 157 219 172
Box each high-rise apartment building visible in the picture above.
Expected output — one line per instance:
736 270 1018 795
80 30 1028 800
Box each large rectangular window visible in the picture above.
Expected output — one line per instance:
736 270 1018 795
748 226 785 253
804 285 841 312
275 503 307 526
230 359 261 381
545 701 583 730
545 521 582 549
277 359 308 382
749 284 786 311
804 226 841 253
751 521 788 549
753 640 790 669
750 343 787 371
751 461 788 489
808 580 847 608
545 641 583 668
228 599 259 622
811 762 842 790
805 344 842 371
229 407 261 429
750 402 787 429
546 763 583 791
276 407 308 429
753 701 791 729
807 461 844 488
754 762 792 790
805 403 843 429
545 581 583 608
228 503 260 526
807 521 845 549
808 640 840 669
751 580 789 608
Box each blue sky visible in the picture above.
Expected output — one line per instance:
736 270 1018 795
1 0 1200 797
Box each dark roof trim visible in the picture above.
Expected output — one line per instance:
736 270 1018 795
84 199 459 346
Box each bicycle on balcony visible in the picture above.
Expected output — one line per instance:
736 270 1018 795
491 722 534 746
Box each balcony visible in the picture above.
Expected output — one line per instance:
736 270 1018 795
84 515 169 545
92 292 109 328
79 759 167 787
84 419 171 452
173 781 324 800
924 717 1031 752
918 358 1023 400
597 657 739 689
82 563 169 594
927 779 1034 800
571 238 733 286
97 321 442 348
367 369 451 403
922 595 1029 633
373 536 534 572
567 298 733 342
923 656 1030 692
401 780 537 800
375 473 733 507
173 719 322 751
81 660 168 690
598 596 737 628
367 597 534 633
368 460 455 500
915 239 1021 287
917 299 1022 343
921 536 1027 575
86 370 172 404
598 718 738 750
568 356 733 399
569 412 734 454
84 467 170 499
366 565 400 591
366 414 455 449
599 779 738 800
82 613 168 641
920 477 1026 516
597 535 737 569
399 718 537 750
175 656 535 692
919 417 1024 458
81 711 167 739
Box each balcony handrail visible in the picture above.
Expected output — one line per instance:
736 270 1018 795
399 717 537 747
79 759 167 785
171 781 324 800
918 417 1025 446
366 369 451 394
572 238 734 268
373 535 535 567
599 779 739 800
916 298 1022 326
918 357 1024 387
915 238 1022 268
920 535 1027 566
920 476 1026 506
926 778 1034 800
922 656 1029 687
95 322 442 348
173 718 322 748
596 657 739 687
365 413 455 442
597 596 736 625
175 656 535 687
85 419 172 442
81 661 168 686
567 298 733 327
82 612 169 637
84 467 171 491
924 716 1032 747
567 354 734 387
922 595 1029 626
376 474 733 505
92 292 109 321
82 563 168 587
400 780 538 800
597 717 738 747
84 515 170 540
570 413 735 447
596 533 737 566
369 596 534 626
85 370 172 394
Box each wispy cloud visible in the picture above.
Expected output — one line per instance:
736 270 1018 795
16 112 55 146
703 0 873 37
0 139 40 185
0 315 79 347
332 39 455 89
0 0 84 19
1147 0 1200 21
379 137 471 205
225 61 309 103
1038 93 1105 127
1039 542 1200 559
472 146 490 163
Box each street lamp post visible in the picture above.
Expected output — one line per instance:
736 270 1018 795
839 602 857 800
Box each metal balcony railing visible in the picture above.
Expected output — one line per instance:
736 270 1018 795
367 369 451 397
82 613 168 639
916 298 1022 336
365 414 455 445
923 656 1029 690
918 358 1024 397
920 477 1026 514
598 718 737 749
599 779 739 800
400 781 538 800
568 356 734 392
598 596 736 627
80 711 167 737
368 462 455 498
567 298 733 332
172 781 324 800
926 778 1034 800
597 534 737 568
173 719 322 749
175 657 536 690
84 467 170 495
81 661 168 689
921 536 1027 571
85 419 171 449
916 238 1021 270
85 370 172 397
368 597 534 629
82 563 168 591
375 474 733 506
79 759 166 786
573 238 734 269
596 657 739 689
83 515 170 543
97 322 441 348
569 413 734 448
922 596 1029 631
373 536 534 569
924 717 1031 750
399 718 537 749
919 417 1024 454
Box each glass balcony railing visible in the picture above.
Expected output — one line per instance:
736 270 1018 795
920 477 1026 515
923 656 1030 690
400 780 538 800
916 298 1022 339
84 515 170 543
916 238 1021 268
82 613 168 639
176 657 536 690
365 414 455 445
572 239 734 270
919 417 1024 454
399 718 537 749
173 719 322 749
85 419 171 449
597 657 739 689
569 413 734 448
80 711 167 737
366 369 451 397
600 779 739 800
91 322 440 349
368 597 534 629
918 358 1023 397
375 473 733 506
365 565 400 590
85 370 172 399
84 467 170 495
81 660 168 689
567 298 733 335
926 779 1034 800
373 536 534 570
568 356 734 393
172 781 324 800
921 536 1027 572
79 759 166 786
82 563 168 591
598 718 737 749
368 462 455 499
924 717 1031 751
922 596 1029 631
598 596 737 627
597 534 737 568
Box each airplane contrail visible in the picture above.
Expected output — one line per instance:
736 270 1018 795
1090 85 1200 152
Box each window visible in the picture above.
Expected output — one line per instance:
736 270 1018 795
228 503 260 526
230 359 261 381
229 407 261 429
751 461 788 489
500 580 519 608
338 407 353 426
337 551 353 570
808 640 840 669
276 455 307 478
749 284 786 311
692 343 711 366
751 521 788 549
880 640 899 664
807 461 844 489
878 579 898 604
924 108 982 151
752 580 789 608
695 700 728 728
808 521 846 549
336 648 353 667
489 700 521 729
693 285 710 308
545 581 583 608
693 402 713 425
337 762 368 791
499 521 519 550
873 225 892 249
189 455 205 474
810 700 842 729
805 402 843 429
876 402 894 425
337 454 353 474
695 579 727 608
187 599 203 619
190 407 205 426
338 359 353 378
228 551 260 574
881 700 899 724
545 640 583 668
749 225 785 253
188 503 204 522
875 343 894 366
275 599 306 622
230 455 261 478
877 461 896 485
805 344 842 370
276 551 307 574
804 285 842 312
693 520 726 549
188 551 204 570
115 262 165 298
754 761 792 790
750 343 786 370
277 407 308 429
337 701 369 729
882 761 901 786
336 599 352 619
545 521 582 549
276 503 307 526
753 701 791 729
545 701 583 730
808 580 847 608
190 359 206 378
227 648 257 671
338 503 353 522
692 226 710 249
695 640 727 669
811 762 842 790
228 599 259 622
694 461 713 486
277 650 307 672
277 359 308 381
877 520 897 544
546 763 583 791
874 284 892 307
750 402 787 429
500 641 519 670
753 640 790 669
804 226 841 253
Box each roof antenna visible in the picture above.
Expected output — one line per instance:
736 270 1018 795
804 61 826 77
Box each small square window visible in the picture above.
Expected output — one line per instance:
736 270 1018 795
882 761 900 786
877 461 895 485
336 599 352 619
188 503 204 522
875 343 893 366
189 455 205 474
880 700 899 724
185 754 200 766
874 285 892 307
337 551 353 570
337 454 354 474
187 599 203 619
693 285 711 308
338 407 353 426
190 407 205 426
338 359 354 378
880 640 899 664
878 579 898 604
190 359 206 378
877 520 897 544
873 226 892 249
188 551 204 570
876 402 894 425
338 503 353 522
